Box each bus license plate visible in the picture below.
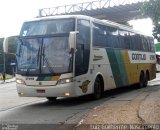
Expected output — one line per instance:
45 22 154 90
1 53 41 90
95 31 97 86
36 89 45 93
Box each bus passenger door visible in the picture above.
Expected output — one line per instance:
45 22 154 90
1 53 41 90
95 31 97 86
75 43 91 95
74 19 91 95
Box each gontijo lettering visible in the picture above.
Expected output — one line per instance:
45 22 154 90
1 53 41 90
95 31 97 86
132 53 146 60
150 55 156 60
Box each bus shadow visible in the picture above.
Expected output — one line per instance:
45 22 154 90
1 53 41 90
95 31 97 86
25 85 140 109
103 85 139 98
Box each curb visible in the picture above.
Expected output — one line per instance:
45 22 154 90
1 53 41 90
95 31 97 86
0 78 16 84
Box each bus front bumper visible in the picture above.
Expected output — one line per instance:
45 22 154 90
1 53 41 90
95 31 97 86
16 83 76 97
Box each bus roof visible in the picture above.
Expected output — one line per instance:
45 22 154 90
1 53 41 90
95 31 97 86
24 15 152 37
25 15 91 22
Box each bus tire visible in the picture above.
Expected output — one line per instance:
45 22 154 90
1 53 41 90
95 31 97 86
143 74 148 87
139 72 145 88
144 71 150 87
46 97 57 102
93 76 103 100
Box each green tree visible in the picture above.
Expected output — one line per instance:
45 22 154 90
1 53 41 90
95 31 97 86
8 36 18 54
0 37 18 74
0 38 4 53
141 0 160 41
6 36 18 74
0 38 4 73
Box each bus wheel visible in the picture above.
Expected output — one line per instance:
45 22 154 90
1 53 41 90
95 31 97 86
46 97 57 102
144 74 148 87
93 77 103 99
144 71 149 87
139 72 145 88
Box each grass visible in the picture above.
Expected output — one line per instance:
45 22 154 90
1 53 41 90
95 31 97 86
0 74 14 80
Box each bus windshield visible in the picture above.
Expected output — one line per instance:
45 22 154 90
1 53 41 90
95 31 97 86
20 19 74 36
17 35 73 75
17 19 74 76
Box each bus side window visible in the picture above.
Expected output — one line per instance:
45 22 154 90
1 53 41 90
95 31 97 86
125 33 131 50
134 35 142 51
93 23 107 47
141 35 148 51
119 29 127 49
110 27 119 48
150 38 155 52
147 38 151 51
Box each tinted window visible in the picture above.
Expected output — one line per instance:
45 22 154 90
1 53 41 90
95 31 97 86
119 29 130 49
108 27 119 48
92 22 154 52
93 23 118 48
75 19 90 76
93 23 107 47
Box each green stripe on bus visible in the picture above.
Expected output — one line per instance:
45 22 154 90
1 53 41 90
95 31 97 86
37 76 60 81
37 76 51 81
106 48 128 87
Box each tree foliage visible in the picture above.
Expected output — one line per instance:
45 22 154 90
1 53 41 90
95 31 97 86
0 38 4 73
0 37 17 74
0 38 4 53
8 36 18 54
141 0 160 41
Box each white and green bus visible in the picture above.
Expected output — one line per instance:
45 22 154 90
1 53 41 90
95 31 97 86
11 15 156 100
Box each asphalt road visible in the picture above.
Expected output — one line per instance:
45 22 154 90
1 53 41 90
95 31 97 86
0 74 160 130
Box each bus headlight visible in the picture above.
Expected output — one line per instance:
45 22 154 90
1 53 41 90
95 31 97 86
57 77 73 84
16 79 25 85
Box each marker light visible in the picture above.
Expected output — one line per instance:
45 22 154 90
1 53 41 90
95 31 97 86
18 92 24 96
64 92 70 96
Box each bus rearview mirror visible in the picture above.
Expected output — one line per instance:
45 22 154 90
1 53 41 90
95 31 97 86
69 31 79 51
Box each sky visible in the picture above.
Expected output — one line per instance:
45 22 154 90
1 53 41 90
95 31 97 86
0 0 153 37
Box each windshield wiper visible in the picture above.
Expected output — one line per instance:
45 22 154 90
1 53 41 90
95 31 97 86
42 44 55 74
25 46 41 75
37 46 41 66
